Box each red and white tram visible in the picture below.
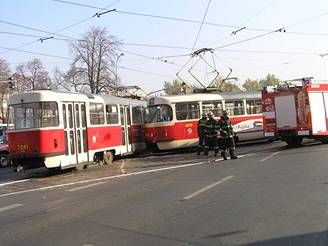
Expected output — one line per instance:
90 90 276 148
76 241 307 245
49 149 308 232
7 90 146 171
143 92 264 151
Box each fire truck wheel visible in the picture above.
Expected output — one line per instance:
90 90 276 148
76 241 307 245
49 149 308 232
103 151 114 165
319 137 328 144
0 152 8 167
285 137 302 147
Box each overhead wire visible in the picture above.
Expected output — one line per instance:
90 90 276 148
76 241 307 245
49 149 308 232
2 0 328 83
122 42 191 50
0 0 120 55
0 30 78 41
1 30 324 57
191 0 212 52
122 50 181 66
214 28 285 50
0 45 175 79
0 20 74 40
231 0 276 35
286 12 328 29
0 46 73 60
49 0 328 37
118 66 173 79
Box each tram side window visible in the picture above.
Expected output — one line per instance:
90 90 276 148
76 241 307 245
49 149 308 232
132 106 143 124
146 105 172 123
225 100 245 116
176 102 200 120
106 105 119 124
8 102 59 130
62 104 67 128
176 103 188 120
89 103 105 125
202 101 223 117
41 102 59 127
81 104 86 127
68 104 73 128
246 99 262 114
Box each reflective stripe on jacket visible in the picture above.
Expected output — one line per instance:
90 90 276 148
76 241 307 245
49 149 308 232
205 118 218 137
198 118 207 134
218 116 234 138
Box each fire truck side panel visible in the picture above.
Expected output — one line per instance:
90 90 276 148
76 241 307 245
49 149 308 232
274 94 297 130
262 93 276 137
308 92 328 135
295 91 309 132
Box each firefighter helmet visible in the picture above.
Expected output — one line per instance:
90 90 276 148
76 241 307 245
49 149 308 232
207 111 214 117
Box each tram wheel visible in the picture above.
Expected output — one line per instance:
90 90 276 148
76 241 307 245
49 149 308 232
75 163 88 171
103 151 114 165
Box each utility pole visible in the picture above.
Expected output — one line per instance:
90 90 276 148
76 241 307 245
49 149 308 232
114 53 124 94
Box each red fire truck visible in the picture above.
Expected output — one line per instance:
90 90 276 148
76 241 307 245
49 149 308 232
262 77 328 146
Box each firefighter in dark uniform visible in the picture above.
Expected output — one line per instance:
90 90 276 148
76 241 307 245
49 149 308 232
218 110 238 160
204 112 219 156
197 113 207 155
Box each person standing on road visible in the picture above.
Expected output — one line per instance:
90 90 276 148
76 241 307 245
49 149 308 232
218 110 238 160
204 112 219 156
197 113 207 155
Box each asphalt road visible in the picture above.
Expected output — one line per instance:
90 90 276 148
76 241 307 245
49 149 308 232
1 141 328 246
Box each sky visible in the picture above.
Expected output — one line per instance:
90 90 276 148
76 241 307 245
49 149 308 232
0 0 328 93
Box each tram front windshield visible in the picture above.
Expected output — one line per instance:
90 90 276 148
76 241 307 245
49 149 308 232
145 105 173 123
8 102 59 130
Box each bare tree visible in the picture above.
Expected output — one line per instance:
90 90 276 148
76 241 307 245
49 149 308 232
54 65 87 92
0 58 11 123
70 26 121 94
13 58 52 92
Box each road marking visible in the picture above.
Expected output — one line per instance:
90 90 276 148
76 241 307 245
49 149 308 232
0 203 23 212
67 182 106 192
259 151 281 162
0 160 210 198
214 153 255 162
181 175 235 201
0 152 255 198
0 179 29 187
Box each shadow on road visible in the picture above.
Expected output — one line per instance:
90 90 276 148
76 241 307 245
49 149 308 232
233 229 328 246
205 230 247 239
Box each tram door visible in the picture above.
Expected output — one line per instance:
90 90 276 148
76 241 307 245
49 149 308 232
120 105 132 153
62 102 89 166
